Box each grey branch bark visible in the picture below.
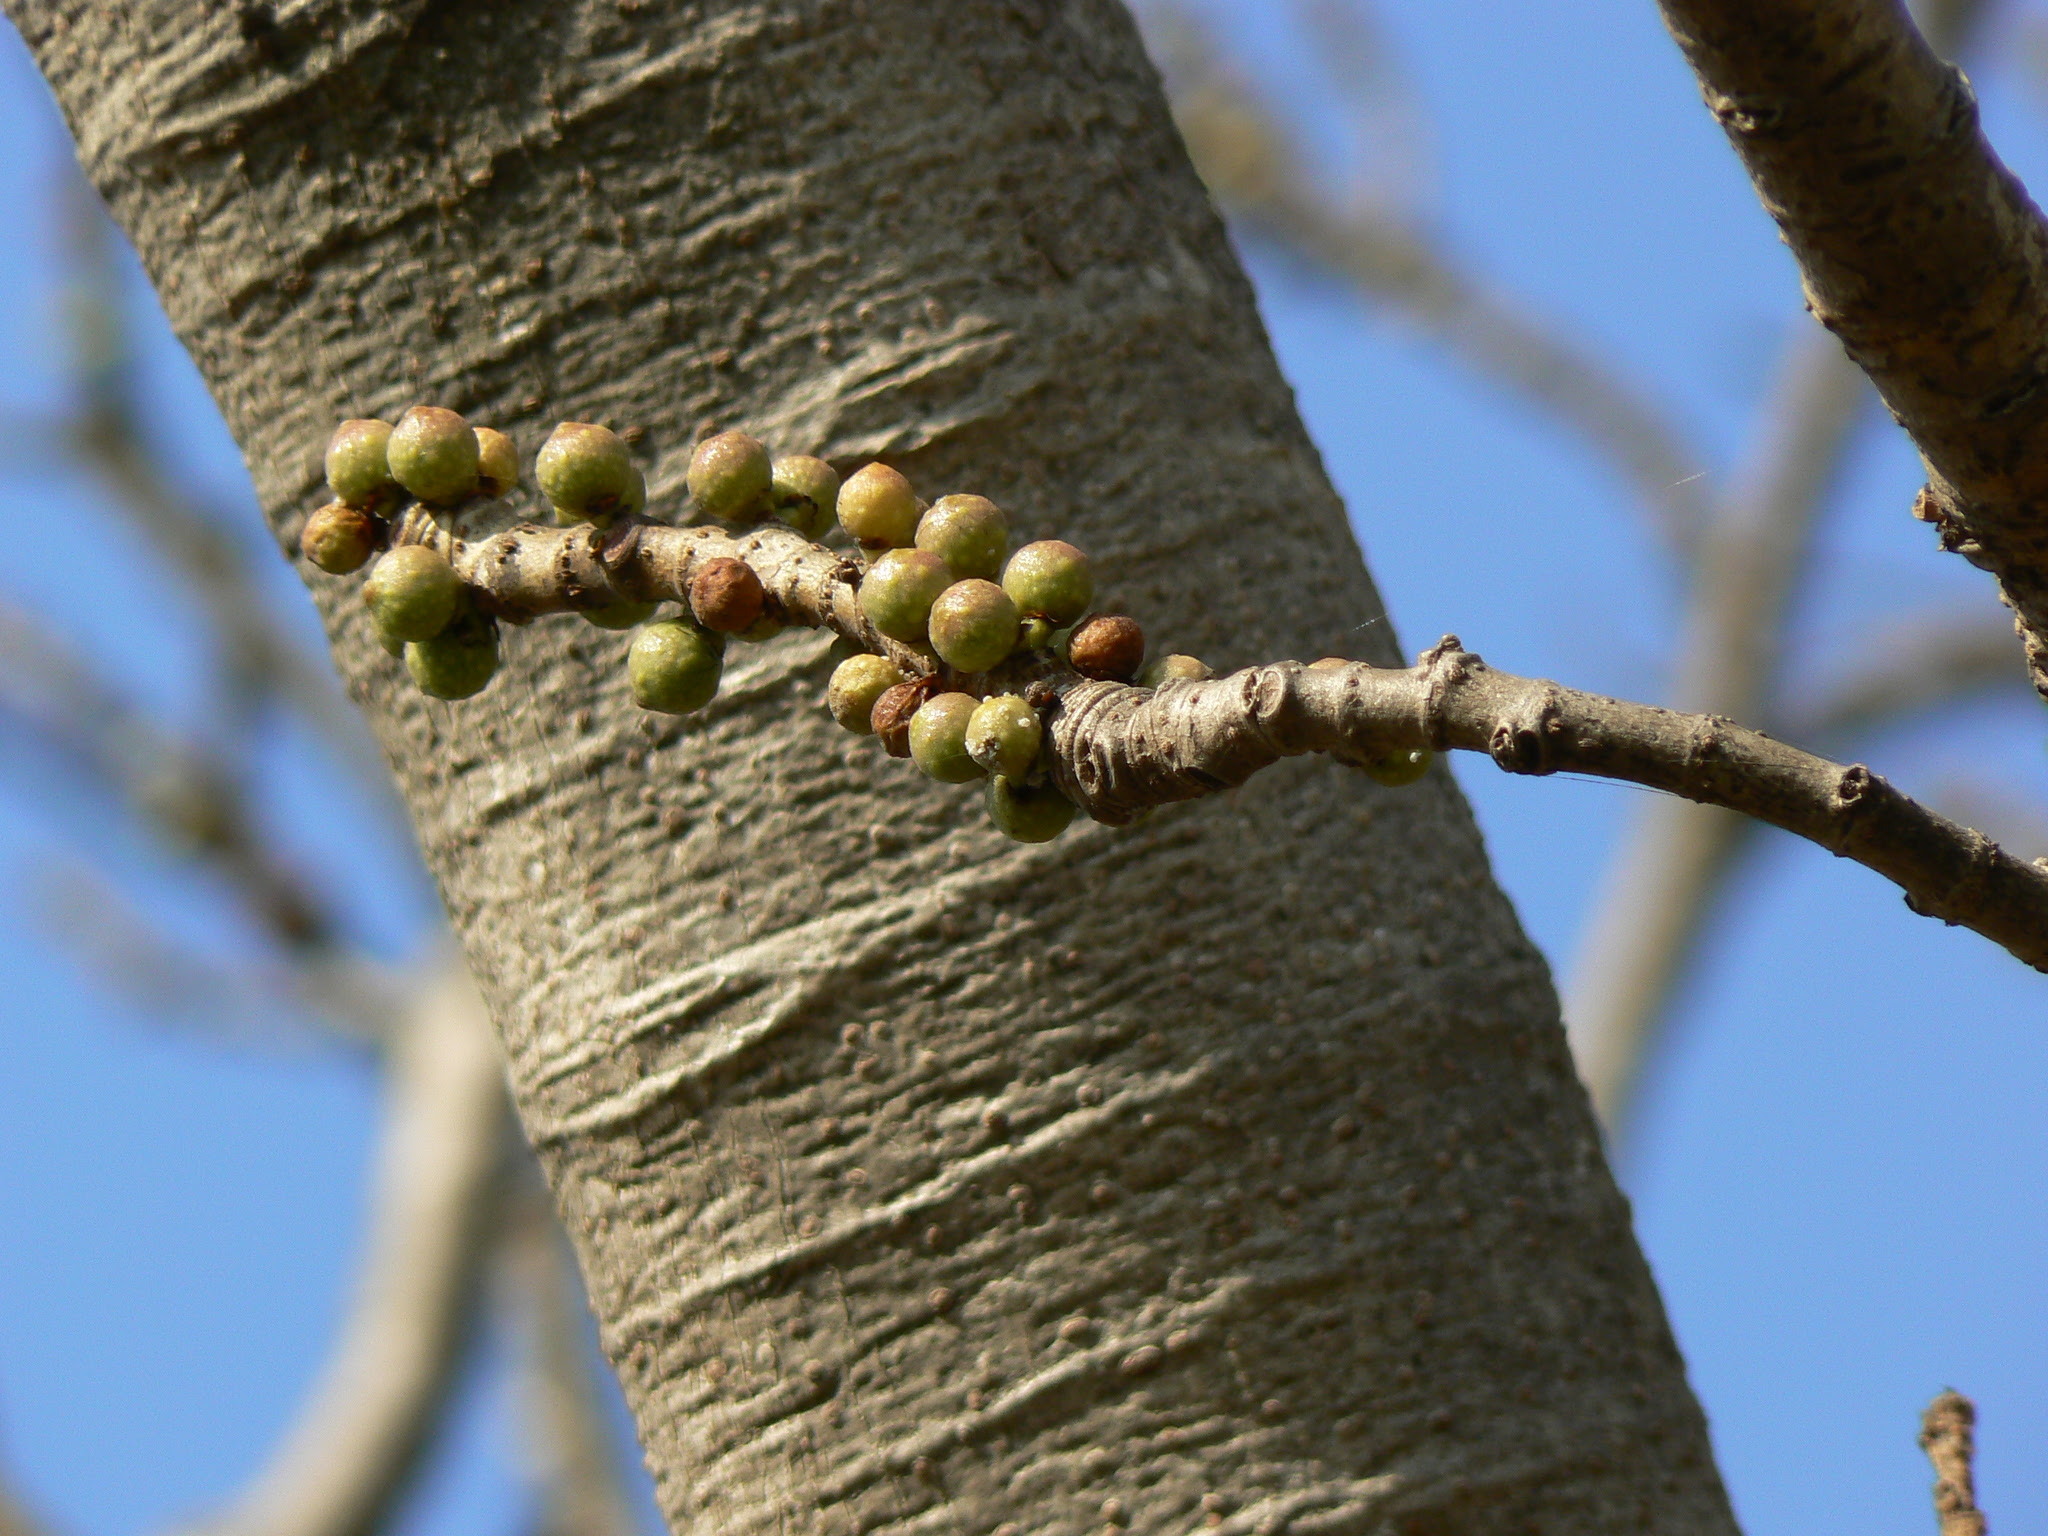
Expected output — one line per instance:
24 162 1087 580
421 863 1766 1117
198 965 508 1536
1920 1389 1990 1536
1655 0 2048 697
14 3 1740 1533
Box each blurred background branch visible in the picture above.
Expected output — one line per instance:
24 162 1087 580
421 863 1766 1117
1565 329 1870 1123
498 1175 643 1536
197 966 507 1536
1151 3 1714 552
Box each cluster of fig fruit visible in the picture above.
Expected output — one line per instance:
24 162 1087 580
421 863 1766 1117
815 452 1212 843
302 406 1429 845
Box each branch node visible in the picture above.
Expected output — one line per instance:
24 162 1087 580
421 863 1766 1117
1489 682 1567 776
597 519 642 572
1419 637 1478 751
1419 633 1467 669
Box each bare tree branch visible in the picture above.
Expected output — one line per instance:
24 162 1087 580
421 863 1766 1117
380 511 2048 973
34 862 342 1046
0 602 337 952
1922 777 2048 860
1920 1389 1990 1536
1050 645 2048 969
1655 0 2048 696
1290 0 1436 211
196 964 510 1536
0 603 571 1533
1564 602 2026 1124
41 185 389 791
1570 802 1752 1118
1153 13 1712 549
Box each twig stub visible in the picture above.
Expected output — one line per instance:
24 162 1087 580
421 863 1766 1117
1920 1388 1988 1536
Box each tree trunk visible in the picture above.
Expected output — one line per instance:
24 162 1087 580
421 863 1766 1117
11 3 1738 1531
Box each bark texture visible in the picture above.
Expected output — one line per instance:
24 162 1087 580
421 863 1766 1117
1655 0 2048 696
12 4 1736 1532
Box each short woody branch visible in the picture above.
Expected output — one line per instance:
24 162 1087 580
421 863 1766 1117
1046 644 2048 973
362 494 2048 978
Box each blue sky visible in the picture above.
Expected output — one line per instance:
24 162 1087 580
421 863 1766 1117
0 4 2043 1533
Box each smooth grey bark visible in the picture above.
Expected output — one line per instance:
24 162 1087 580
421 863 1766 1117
11 4 1735 1533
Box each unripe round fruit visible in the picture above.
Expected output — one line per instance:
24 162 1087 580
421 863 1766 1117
325 419 396 508
916 495 1008 580
364 544 463 644
474 427 519 497
869 680 925 758
828 654 905 733
1138 653 1212 687
771 455 840 538
1019 615 1057 652
387 406 481 505
909 692 983 783
965 694 1041 779
927 579 1020 673
628 621 724 714
580 599 658 631
837 462 920 549
300 502 377 575
986 775 1076 843
689 557 767 634
859 549 951 644
1363 747 1432 788
405 615 499 700
1068 614 1145 682
538 421 635 520
1001 540 1092 623
688 430 772 522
